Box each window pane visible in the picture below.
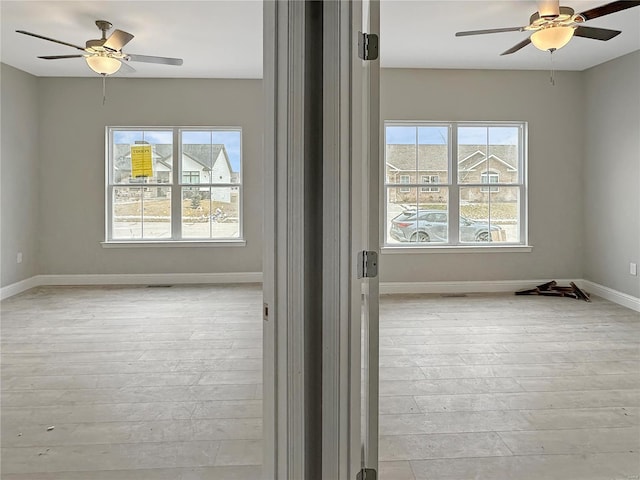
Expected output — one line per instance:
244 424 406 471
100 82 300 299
112 130 173 185
418 187 449 243
418 126 448 186
386 187 449 244
387 186 449 244
181 130 242 185
386 126 417 182
113 187 142 239
488 126 520 182
460 187 518 243
182 187 240 239
182 187 208 238
458 126 488 184
142 187 172 239
112 186 171 240
387 186 417 244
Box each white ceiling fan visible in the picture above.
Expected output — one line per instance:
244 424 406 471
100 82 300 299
16 19 183 76
456 0 640 55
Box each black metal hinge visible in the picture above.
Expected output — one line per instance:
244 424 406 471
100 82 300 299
358 32 379 61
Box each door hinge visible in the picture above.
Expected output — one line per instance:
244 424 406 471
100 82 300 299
358 32 379 61
357 250 378 279
356 468 377 480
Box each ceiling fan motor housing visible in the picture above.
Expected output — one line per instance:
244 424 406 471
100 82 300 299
528 6 576 29
85 38 107 52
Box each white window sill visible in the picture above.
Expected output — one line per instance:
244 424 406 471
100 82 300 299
101 240 246 248
381 245 533 254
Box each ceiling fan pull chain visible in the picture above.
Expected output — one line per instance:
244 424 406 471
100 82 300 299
102 74 107 105
549 49 556 86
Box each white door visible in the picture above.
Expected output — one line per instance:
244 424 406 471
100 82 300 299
352 1 381 477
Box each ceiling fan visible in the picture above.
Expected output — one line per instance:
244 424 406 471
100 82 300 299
455 0 640 56
16 20 183 75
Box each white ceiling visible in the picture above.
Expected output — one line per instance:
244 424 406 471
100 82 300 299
382 0 640 71
1 0 639 78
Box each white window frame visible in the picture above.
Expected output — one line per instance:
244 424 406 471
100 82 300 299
383 121 528 249
105 126 244 245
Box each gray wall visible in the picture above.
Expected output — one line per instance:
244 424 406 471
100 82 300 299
3 61 637 295
1 64 40 287
583 51 640 298
36 77 263 276
380 68 585 283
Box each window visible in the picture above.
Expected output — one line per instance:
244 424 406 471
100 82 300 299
420 175 440 192
106 127 243 242
385 122 526 246
481 171 499 192
399 174 411 192
182 172 201 184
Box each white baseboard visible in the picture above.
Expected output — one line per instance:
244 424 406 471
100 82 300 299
1 272 263 300
379 279 578 295
379 279 640 313
0 276 40 301
581 280 640 313
4 274 638 313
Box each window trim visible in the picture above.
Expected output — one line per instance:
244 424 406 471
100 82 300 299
105 126 244 244
383 121 528 249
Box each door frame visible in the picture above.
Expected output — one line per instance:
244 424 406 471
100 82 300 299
263 1 379 478
262 1 309 478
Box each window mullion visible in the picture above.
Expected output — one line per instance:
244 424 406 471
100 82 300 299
106 128 113 241
449 123 459 245
172 129 182 240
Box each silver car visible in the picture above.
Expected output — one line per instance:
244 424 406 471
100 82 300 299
389 209 503 243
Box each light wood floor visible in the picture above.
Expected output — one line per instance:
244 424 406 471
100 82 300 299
1 285 639 479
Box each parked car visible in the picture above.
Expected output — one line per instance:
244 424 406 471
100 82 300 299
389 209 503 243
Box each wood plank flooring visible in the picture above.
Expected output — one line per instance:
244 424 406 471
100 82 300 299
378 293 640 480
1 285 263 480
2 285 639 479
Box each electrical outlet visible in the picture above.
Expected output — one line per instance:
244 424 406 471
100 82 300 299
631 262 637 276
16 252 23 264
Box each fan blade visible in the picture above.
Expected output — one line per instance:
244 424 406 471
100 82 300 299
38 54 84 60
574 25 622 40
118 60 136 73
578 0 640 21
456 26 525 37
103 29 134 52
500 37 532 55
16 30 86 52
126 54 183 66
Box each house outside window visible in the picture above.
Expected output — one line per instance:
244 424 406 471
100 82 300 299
385 122 526 246
106 127 243 242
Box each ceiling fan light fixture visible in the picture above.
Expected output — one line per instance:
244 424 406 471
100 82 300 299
86 55 121 75
531 26 575 51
